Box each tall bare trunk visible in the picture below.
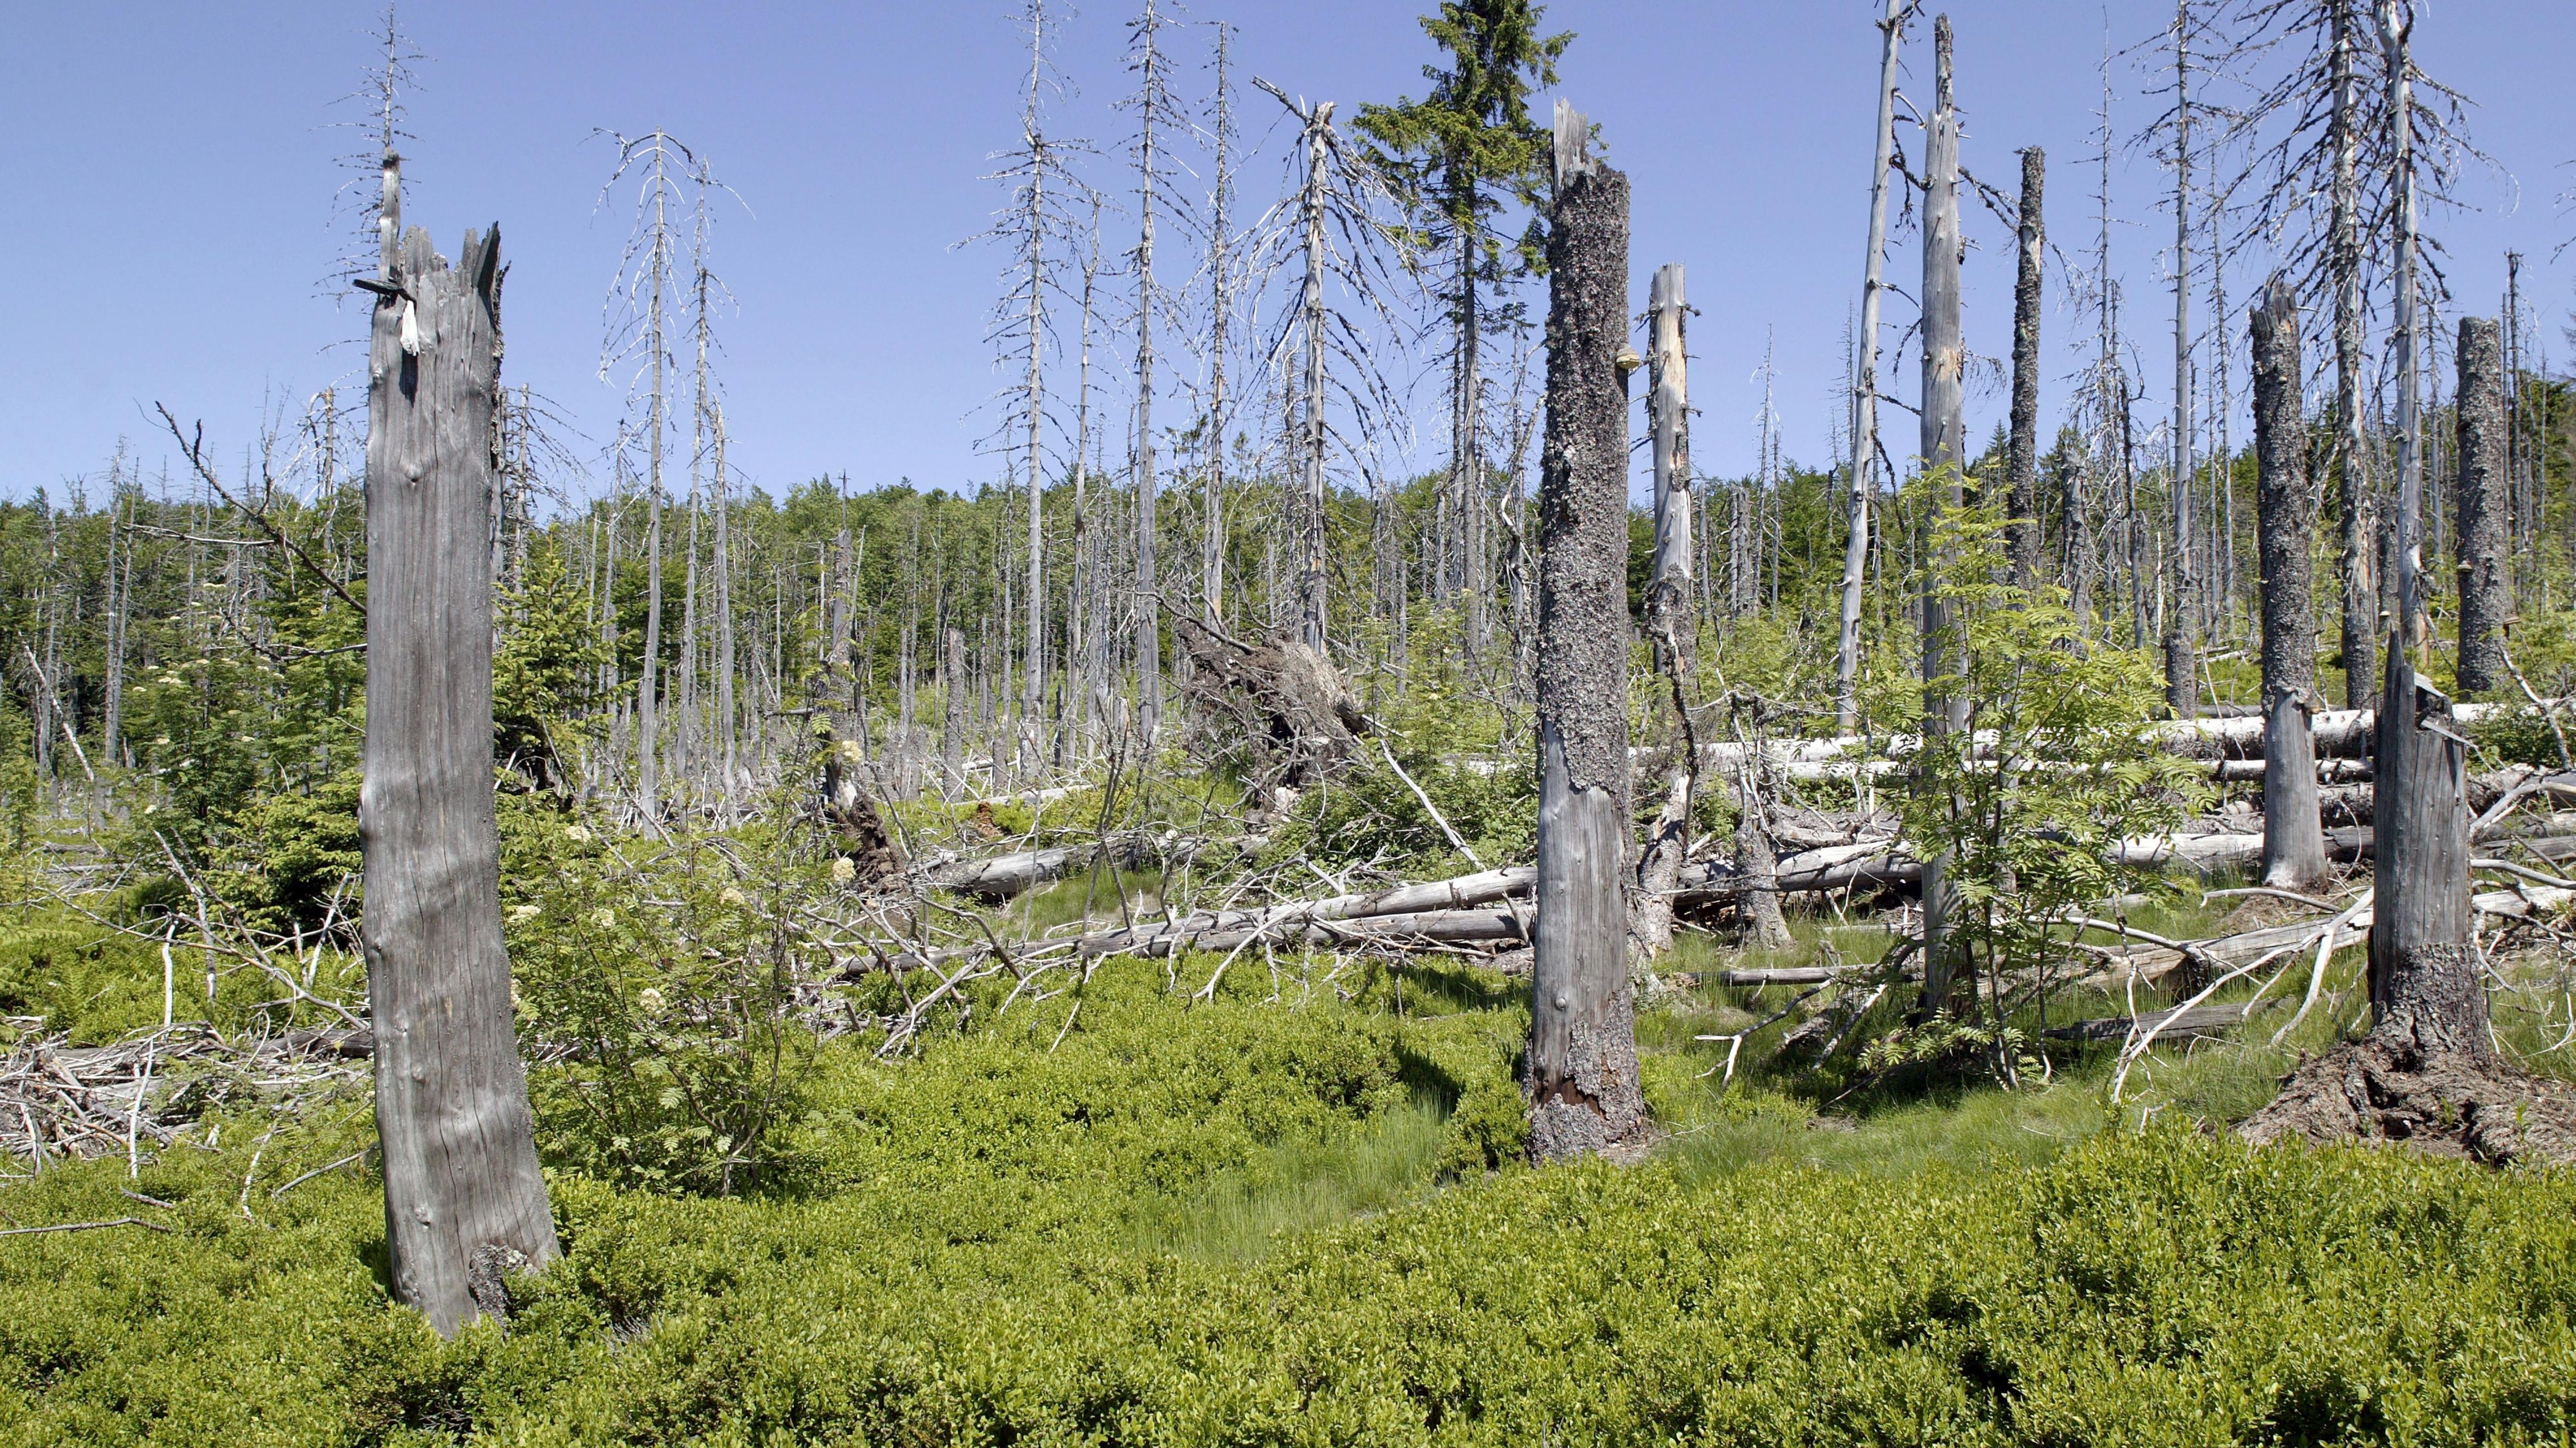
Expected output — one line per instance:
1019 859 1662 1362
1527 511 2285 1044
2453 316 2506 694
2166 2 2199 719
1836 0 1906 731
1914 15 1969 1018
1633 264 1701 958
362 211 558 1339
1296 102 1334 651
2331 2 2377 709
2252 274 2327 888
1527 103 1645 1164
2006 146 2045 587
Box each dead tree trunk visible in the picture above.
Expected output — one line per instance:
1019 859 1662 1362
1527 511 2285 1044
1526 103 1645 1163
2373 651 2480 1054
1913 17 1969 1019
2252 274 2328 888
2454 315 2507 694
361 213 558 1338
1835 0 1907 731
2165 2 2199 721
1633 262 1694 958
2239 1 2576 1164
2006 146 2045 588
2330 3 2376 711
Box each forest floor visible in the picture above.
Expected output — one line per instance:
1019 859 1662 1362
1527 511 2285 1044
11 862 2576 1445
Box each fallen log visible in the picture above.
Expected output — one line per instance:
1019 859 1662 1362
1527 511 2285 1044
922 831 1201 900
2045 1002 2261 1043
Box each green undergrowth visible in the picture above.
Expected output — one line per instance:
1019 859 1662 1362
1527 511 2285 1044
14 923 2576 1443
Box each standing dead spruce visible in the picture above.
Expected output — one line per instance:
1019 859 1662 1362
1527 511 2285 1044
1525 102 1646 1163
361 183 558 1336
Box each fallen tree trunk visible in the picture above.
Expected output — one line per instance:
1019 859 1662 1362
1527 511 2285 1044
922 831 1202 900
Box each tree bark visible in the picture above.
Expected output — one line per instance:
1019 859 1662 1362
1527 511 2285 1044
2166 4 2199 720
2006 146 2045 588
1835 0 1906 731
2372 649 2484 1057
2330 3 2377 710
1527 103 1645 1163
1633 263 1694 959
2454 315 2507 694
1296 102 1334 652
2252 274 2328 889
363 221 558 1338
1914 18 1969 1019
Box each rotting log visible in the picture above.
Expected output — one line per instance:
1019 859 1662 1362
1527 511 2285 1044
1525 102 1647 1163
362 217 558 1338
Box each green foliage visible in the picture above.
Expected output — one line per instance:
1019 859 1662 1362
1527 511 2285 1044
1857 1011 2044 1082
1353 0 1572 269
0 697 34 875
494 538 610 794
1261 734 1535 875
235 766 362 931
501 810 821 1197
1870 495 2209 1075
18 1037 2576 1447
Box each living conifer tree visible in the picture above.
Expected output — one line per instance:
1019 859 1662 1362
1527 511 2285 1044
1355 1 1570 655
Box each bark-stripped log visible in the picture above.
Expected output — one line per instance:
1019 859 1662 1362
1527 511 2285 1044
2454 315 2507 695
2252 274 2329 888
362 220 558 1338
1526 103 1646 1163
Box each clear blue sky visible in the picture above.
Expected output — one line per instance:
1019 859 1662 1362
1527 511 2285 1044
4 2 2569 508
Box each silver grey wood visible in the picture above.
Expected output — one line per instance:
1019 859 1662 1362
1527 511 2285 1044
1913 18 1968 1017
364 223 558 1338
2251 274 2328 888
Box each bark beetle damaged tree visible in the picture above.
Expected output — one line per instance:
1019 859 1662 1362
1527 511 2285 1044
360 165 558 1338
2251 273 2328 890
2005 145 2046 589
1911 14 1969 1021
2454 314 2507 695
1525 100 1645 1164
2244 3 2576 1162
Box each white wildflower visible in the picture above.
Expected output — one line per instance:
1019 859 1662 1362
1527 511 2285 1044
637 987 666 1014
830 857 857 884
509 903 540 923
720 887 748 907
565 824 592 844
591 907 616 929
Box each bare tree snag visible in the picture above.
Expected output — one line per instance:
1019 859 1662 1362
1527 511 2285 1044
1632 262 1694 959
2165 2 2199 721
1836 0 1907 731
2006 146 2045 588
2329 3 2376 711
2252 275 2329 890
2454 315 2507 695
2244 9 2576 1162
362 218 558 1337
1526 102 1645 1163
1913 18 1969 1019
